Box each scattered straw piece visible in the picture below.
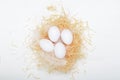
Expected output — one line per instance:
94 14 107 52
47 5 56 11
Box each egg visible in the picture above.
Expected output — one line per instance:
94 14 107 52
61 29 73 45
48 26 60 42
54 42 66 59
39 39 54 52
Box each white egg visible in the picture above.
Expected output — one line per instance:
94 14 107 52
54 42 66 59
61 29 73 45
48 26 60 42
39 39 54 52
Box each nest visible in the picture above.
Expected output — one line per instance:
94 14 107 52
29 9 86 73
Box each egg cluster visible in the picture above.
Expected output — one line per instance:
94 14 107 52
39 26 73 59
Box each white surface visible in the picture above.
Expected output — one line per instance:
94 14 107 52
0 0 120 80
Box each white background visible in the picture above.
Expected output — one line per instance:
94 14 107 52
0 0 120 80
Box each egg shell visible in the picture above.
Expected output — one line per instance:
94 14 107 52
61 29 73 45
54 42 66 59
39 39 54 52
48 26 60 42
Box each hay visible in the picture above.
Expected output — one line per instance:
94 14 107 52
29 8 86 73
